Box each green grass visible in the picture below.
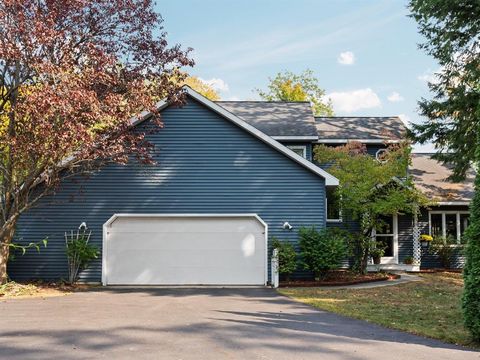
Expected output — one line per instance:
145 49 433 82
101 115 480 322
279 272 479 348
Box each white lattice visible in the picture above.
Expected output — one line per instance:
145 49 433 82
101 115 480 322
412 209 421 265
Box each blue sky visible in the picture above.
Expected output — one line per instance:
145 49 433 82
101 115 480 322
158 0 438 152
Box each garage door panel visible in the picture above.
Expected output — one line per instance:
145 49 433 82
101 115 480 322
107 231 265 251
108 249 265 268
108 266 266 285
110 217 264 233
105 215 266 285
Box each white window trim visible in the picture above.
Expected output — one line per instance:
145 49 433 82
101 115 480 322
286 145 307 159
428 210 470 243
325 194 343 223
372 214 399 264
375 148 387 162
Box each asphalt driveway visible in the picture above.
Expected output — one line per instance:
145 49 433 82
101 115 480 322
0 287 478 360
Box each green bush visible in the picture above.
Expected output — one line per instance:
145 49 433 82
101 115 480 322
271 237 297 281
299 226 347 280
462 174 480 341
429 236 457 269
65 230 99 284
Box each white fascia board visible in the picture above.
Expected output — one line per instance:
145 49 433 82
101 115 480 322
316 139 401 144
435 201 470 206
272 136 318 141
129 98 169 127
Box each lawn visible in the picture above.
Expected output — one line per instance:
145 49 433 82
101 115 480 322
279 272 479 348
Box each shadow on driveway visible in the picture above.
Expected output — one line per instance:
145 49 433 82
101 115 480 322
0 287 477 360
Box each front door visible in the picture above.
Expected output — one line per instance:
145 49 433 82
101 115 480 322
375 215 398 264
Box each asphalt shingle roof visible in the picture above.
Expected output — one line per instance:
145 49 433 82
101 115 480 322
410 153 475 202
314 116 406 140
216 101 318 137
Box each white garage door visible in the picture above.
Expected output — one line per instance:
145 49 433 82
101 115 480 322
103 214 267 285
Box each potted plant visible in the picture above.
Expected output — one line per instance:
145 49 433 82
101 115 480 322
420 234 433 250
370 247 385 264
403 256 414 265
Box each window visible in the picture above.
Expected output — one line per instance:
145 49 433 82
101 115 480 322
429 211 470 243
326 187 341 222
286 145 307 159
375 149 388 162
375 215 394 257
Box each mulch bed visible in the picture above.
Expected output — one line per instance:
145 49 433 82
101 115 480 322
279 271 400 288
0 280 90 299
418 268 463 274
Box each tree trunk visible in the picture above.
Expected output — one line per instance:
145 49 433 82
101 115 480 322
0 224 16 285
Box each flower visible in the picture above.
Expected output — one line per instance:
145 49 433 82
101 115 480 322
420 234 433 242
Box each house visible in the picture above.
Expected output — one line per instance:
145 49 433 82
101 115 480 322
8 87 473 285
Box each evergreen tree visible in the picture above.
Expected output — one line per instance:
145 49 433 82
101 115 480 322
408 0 480 340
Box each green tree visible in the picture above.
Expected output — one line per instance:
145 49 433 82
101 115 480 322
183 76 220 101
408 1 480 180
408 0 480 340
314 142 428 273
255 69 334 116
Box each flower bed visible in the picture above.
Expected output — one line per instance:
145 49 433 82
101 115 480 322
279 270 400 287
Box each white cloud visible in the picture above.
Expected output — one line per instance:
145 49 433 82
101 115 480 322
199 77 229 92
327 88 381 113
417 68 442 84
398 114 411 127
337 51 355 65
387 91 404 102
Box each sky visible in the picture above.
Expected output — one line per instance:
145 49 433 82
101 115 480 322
157 0 439 152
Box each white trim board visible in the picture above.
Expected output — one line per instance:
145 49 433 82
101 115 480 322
436 201 470 206
272 136 318 141
102 213 269 286
315 139 401 144
134 86 339 186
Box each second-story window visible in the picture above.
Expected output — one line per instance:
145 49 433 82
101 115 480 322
287 145 307 158
375 148 388 162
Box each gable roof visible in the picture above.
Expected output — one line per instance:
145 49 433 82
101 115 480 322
216 101 318 140
314 116 406 143
410 153 475 204
136 87 338 186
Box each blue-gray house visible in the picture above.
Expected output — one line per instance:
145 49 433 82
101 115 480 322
9 86 473 285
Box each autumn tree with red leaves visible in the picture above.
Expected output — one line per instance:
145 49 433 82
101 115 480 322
0 0 194 283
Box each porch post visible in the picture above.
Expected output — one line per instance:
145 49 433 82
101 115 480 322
412 205 422 266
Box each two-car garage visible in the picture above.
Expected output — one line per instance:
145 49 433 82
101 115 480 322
102 214 268 286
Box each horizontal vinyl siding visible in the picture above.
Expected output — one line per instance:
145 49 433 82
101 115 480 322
10 98 326 282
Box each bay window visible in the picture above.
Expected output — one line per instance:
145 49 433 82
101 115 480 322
429 211 470 243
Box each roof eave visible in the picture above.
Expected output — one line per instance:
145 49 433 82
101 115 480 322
315 139 402 144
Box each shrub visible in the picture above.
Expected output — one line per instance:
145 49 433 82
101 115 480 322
271 237 297 281
462 174 480 341
429 236 457 269
403 256 414 265
65 227 99 284
299 226 347 280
